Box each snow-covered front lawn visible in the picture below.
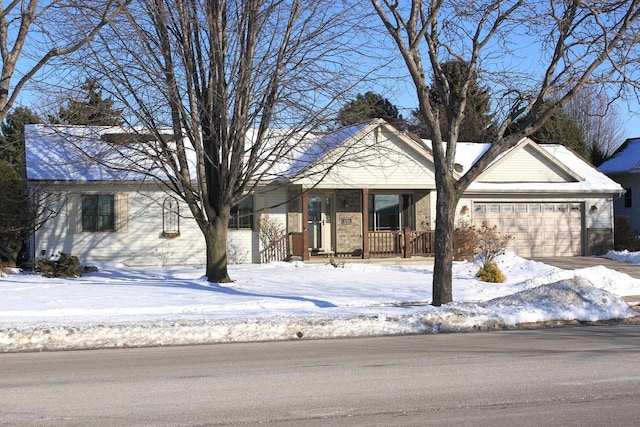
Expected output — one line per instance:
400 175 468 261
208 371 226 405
1 251 639 352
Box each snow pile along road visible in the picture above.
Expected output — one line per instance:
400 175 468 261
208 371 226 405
0 252 638 352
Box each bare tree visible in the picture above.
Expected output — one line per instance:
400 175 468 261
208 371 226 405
0 1 131 122
562 86 625 165
80 0 361 282
371 0 640 305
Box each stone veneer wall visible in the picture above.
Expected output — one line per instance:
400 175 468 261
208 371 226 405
414 190 431 230
335 190 363 255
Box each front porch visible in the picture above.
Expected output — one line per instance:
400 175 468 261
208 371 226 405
259 187 434 263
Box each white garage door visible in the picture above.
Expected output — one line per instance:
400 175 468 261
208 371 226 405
473 202 583 257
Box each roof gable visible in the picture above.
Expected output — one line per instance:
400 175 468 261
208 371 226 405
291 119 438 189
477 138 582 183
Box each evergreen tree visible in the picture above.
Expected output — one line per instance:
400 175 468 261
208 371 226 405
525 101 589 159
53 79 123 126
0 107 40 166
411 60 495 142
0 107 41 266
337 91 405 129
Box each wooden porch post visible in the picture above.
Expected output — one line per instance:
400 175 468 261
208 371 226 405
362 188 369 259
301 188 310 260
403 227 412 258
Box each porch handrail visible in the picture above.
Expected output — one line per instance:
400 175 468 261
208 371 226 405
367 229 434 258
260 234 289 263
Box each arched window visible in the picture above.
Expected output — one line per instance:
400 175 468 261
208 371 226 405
162 197 180 237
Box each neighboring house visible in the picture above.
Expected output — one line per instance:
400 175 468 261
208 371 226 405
599 137 640 233
25 120 622 266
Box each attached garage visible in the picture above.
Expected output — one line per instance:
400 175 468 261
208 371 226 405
473 202 583 257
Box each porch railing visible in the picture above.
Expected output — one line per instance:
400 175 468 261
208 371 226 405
260 234 289 263
287 229 434 260
368 229 434 258
368 231 403 257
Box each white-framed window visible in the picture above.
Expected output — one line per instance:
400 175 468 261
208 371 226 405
82 194 115 232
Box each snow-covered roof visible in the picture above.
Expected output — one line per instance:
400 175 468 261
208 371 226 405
467 143 622 193
25 125 169 181
285 119 377 177
598 138 640 174
24 121 622 194
24 124 313 183
422 139 622 193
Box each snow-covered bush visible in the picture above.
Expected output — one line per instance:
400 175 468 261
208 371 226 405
36 253 82 278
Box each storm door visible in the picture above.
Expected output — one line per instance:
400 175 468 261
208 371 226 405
307 193 333 253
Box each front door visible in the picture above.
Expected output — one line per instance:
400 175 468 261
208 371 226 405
308 194 333 254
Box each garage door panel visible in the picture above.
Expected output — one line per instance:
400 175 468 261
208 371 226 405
473 202 582 257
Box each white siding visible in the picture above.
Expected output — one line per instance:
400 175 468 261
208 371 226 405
479 144 575 183
296 128 436 189
35 183 206 266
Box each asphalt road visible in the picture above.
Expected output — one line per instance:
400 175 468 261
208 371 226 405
2 325 640 426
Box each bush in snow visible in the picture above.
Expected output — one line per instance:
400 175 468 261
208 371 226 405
473 222 512 282
36 253 82 278
475 222 513 267
259 215 287 263
453 220 478 261
614 215 640 251
476 261 506 283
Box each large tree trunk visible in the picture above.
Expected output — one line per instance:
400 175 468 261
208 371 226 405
432 181 458 306
203 213 232 283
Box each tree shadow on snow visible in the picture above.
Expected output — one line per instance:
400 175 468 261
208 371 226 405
179 280 338 308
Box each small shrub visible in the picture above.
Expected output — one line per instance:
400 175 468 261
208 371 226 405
476 261 506 283
36 253 82 278
259 215 287 263
614 215 640 251
453 220 477 261
475 222 514 266
0 260 11 277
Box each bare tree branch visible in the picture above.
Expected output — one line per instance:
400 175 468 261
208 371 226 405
0 1 132 121
371 0 640 305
